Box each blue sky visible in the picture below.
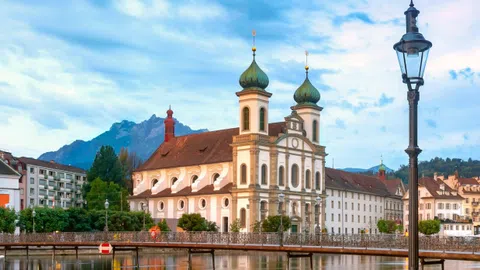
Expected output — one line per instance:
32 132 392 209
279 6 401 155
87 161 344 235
0 0 478 169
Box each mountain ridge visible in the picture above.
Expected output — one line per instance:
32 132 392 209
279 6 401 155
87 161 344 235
340 164 394 173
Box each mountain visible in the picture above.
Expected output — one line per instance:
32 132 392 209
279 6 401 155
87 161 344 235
38 114 208 170
341 165 394 174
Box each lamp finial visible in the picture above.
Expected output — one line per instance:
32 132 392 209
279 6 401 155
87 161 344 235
252 29 256 58
410 0 414 7
305 50 309 77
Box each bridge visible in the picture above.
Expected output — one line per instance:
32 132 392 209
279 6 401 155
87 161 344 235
1 232 479 267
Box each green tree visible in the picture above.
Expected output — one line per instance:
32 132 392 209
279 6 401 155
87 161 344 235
65 208 92 232
229 219 241 233
0 207 17 233
377 220 397 234
18 207 68 233
205 220 218 232
85 145 124 194
261 216 292 232
118 147 143 194
418 220 441 235
86 178 129 211
157 219 171 232
177 213 217 232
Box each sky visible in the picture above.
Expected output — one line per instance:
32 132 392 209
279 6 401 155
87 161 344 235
0 0 478 170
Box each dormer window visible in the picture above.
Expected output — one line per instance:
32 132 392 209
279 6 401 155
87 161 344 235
171 177 178 186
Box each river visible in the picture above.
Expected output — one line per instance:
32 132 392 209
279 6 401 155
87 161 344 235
2 251 479 269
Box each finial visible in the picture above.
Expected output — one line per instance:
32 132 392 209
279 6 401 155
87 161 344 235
169 104 171 110
381 154 383 165
305 50 309 77
409 0 414 7
252 29 256 57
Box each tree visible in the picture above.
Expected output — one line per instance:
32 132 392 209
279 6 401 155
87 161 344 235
118 147 143 194
177 213 217 232
0 207 17 233
229 219 241 233
18 207 68 233
65 208 92 232
261 216 292 232
157 219 171 232
86 178 129 211
419 220 441 235
85 145 124 194
377 220 397 234
205 220 218 232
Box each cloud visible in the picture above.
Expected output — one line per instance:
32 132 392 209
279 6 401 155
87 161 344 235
425 119 437 129
335 119 346 129
377 93 395 107
333 12 375 26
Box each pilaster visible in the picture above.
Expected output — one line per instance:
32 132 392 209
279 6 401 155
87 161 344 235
269 149 278 188
301 155 305 191
249 147 259 188
285 153 290 190
232 148 238 188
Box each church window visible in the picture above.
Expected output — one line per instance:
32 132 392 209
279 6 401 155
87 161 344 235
178 200 185 210
223 198 229 208
259 108 265 131
305 170 311 189
199 198 207 209
171 177 178 186
158 201 164 211
260 201 267 220
313 120 318 142
240 164 247 184
242 107 250 131
191 175 198 184
315 172 320 190
212 173 220 183
278 166 284 186
261 164 267 185
240 208 246 228
152 179 158 188
291 164 299 188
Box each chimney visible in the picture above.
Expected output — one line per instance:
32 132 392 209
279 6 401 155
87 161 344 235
164 105 175 142
50 160 55 164
434 172 437 179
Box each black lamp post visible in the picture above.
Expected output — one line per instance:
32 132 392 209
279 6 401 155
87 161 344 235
104 199 109 232
32 208 36 233
393 1 432 269
141 202 146 231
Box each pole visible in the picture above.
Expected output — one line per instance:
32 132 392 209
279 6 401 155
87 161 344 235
406 81 421 270
105 209 108 232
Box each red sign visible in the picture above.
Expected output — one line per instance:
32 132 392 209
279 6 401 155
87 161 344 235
98 242 112 254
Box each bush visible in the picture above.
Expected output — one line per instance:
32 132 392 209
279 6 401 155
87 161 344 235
229 219 241 233
157 219 171 232
419 220 441 235
177 213 217 232
377 220 397 234
261 216 291 232
0 207 17 233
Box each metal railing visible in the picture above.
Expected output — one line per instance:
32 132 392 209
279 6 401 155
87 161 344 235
0 232 479 254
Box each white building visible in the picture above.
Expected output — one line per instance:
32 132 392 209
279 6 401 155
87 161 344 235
0 159 21 211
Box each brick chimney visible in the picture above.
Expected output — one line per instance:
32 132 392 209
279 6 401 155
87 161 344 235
164 105 175 142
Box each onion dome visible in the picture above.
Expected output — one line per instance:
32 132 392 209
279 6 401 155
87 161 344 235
379 158 386 172
293 66 321 106
239 49 269 91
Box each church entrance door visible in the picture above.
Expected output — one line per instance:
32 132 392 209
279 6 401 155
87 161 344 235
223 217 228 232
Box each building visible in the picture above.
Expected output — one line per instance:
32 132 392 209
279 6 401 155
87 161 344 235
0 151 25 209
324 166 404 235
377 163 406 223
18 157 87 209
129 45 327 233
0 159 21 211
403 177 471 236
441 171 480 234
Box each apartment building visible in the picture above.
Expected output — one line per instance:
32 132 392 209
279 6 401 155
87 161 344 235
17 157 86 209
0 159 21 211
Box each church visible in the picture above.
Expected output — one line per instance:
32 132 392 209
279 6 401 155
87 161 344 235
128 41 403 233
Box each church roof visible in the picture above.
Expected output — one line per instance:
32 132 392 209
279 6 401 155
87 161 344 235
416 177 464 200
129 183 233 199
136 122 286 171
325 168 392 197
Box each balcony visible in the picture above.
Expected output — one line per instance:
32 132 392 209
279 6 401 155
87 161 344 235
43 195 48 200
473 202 479 207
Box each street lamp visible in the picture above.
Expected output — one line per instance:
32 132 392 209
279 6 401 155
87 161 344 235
32 208 36 233
141 202 146 231
278 193 285 246
315 195 322 234
393 1 432 269
104 199 109 232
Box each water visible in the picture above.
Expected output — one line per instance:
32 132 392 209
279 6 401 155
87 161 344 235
2 251 479 270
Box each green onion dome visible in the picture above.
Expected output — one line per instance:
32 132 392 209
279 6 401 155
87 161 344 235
239 50 269 90
293 68 320 106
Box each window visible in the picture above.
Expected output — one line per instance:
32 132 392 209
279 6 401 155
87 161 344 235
305 170 311 189
466 198 470 203
241 164 247 184
331 201 334 208
453 203 458 210
375 205 377 212
420 203 424 210
158 201 165 211
315 172 320 190
312 120 318 142
191 175 198 184
358 215 360 222
291 164 299 188
213 173 220 183
260 201 268 220
331 214 334 221
261 165 267 185
358 203 360 211
171 177 178 186
242 107 250 130
345 202 347 210
427 203 431 209
419 214 423 220
338 227 341 234
438 203 444 209
30 167 34 173
178 200 185 210
223 198 229 208
351 202 354 210
364 204 366 211
369 205 372 212
29 188 34 195
364 216 366 223
30 178 34 184
199 198 207 209
49 171 54 176
152 179 158 187
338 201 341 209
446 203 450 210
259 108 265 131
338 214 341 222
278 166 284 186
240 208 246 228
39 169 45 175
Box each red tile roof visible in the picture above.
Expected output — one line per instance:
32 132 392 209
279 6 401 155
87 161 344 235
325 168 392 197
17 157 86 174
418 177 464 199
458 178 479 186
382 178 404 197
129 183 233 199
136 122 286 171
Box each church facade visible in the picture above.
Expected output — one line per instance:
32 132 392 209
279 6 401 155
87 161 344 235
129 45 327 233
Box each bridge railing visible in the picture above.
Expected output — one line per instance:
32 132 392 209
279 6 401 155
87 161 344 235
0 232 478 253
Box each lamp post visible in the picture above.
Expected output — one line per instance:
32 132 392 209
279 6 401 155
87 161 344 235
315 196 322 234
141 202 146 231
393 1 432 269
32 208 36 233
278 193 285 246
104 199 109 232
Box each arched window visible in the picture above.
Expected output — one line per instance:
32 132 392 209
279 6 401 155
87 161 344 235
171 177 178 186
261 164 267 185
315 172 320 190
259 108 265 131
278 166 284 186
212 173 220 183
240 208 246 228
305 170 311 189
191 175 198 184
291 164 299 188
260 201 268 220
240 164 247 184
314 204 320 224
151 179 158 188
242 107 250 131
312 120 318 142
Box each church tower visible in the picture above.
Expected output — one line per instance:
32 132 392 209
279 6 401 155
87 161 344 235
378 157 387 181
236 30 272 135
292 51 322 144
